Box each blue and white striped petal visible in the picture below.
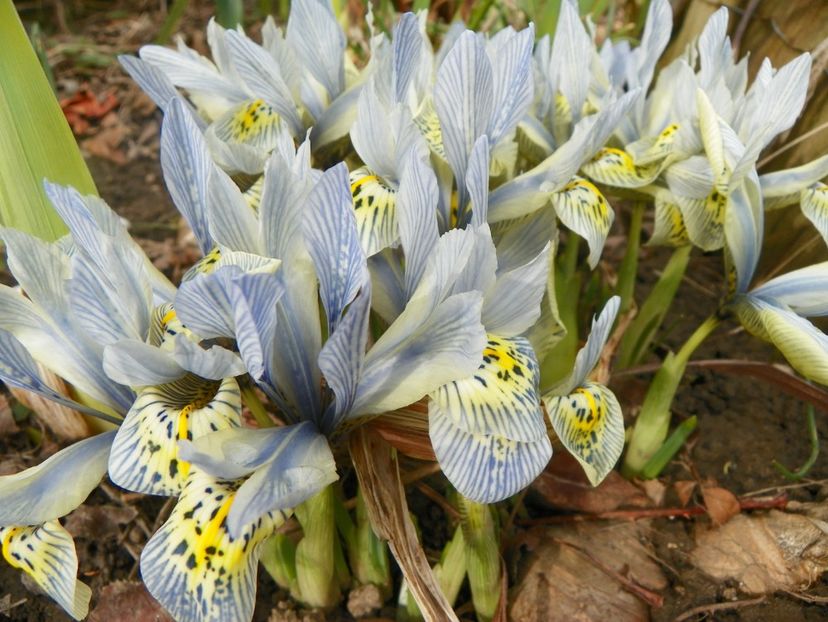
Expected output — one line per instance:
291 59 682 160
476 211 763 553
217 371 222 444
161 98 214 254
206 164 262 254
119 55 201 122
487 25 534 146
430 335 546 442
723 174 763 294
108 377 241 496
0 431 115 526
318 278 371 432
550 0 592 122
551 176 614 268
285 0 346 102
750 262 828 318
544 381 624 486
304 163 367 333
1 521 91 620
140 468 287 622
553 296 620 395
434 31 493 211
759 154 828 210
352 290 487 416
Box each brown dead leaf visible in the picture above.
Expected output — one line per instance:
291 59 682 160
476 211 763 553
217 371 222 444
674 480 697 507
64 504 137 541
532 451 651 513
349 428 458 622
691 509 828 594
81 123 128 164
88 581 173 622
639 479 666 507
702 486 741 526
9 363 89 441
510 521 667 621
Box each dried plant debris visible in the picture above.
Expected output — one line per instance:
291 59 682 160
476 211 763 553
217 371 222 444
511 522 667 622
691 506 828 594
88 581 174 622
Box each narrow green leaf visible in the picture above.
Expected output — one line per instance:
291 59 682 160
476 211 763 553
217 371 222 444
0 0 97 241
617 245 692 369
639 415 697 479
215 0 244 28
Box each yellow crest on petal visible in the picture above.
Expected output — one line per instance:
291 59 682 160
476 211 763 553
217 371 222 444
582 147 661 188
141 468 288 622
802 182 828 246
1 521 91 620
183 247 223 282
349 167 399 257
545 381 625 486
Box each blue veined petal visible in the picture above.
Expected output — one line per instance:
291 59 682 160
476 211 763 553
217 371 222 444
161 98 214 254
429 400 551 503
581 147 662 189
750 262 828 318
551 0 592 122
368 249 406 324
208 99 289 156
176 252 282 340
0 521 91 620
760 155 828 210
67 230 154 346
544 381 624 486
259 141 314 261
632 0 672 93
430 335 546 442
434 30 493 211
303 163 367 333
0 431 115 526
140 468 288 622
172 339 246 381
207 164 261 254
492 208 557 274
392 13 424 104
41 182 176 303
0 329 116 420
285 0 346 101
139 44 248 105
724 173 763 294
482 242 550 337
227 424 337 536
696 7 730 89
348 167 400 258
551 176 615 268
802 183 828 247
553 296 620 395
309 82 364 151
108 377 241 496
260 17 302 98
318 279 371 432
103 339 188 387
225 30 302 138
488 91 639 223
118 55 202 123
351 291 487 416
395 154 440 299
487 24 534 146
179 423 314 479
233 263 321 419
466 136 490 227
733 295 828 386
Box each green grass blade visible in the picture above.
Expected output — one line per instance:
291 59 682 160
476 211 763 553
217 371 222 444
617 245 692 369
639 415 697 479
0 0 97 241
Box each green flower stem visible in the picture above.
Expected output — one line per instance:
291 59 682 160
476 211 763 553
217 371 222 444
616 202 644 314
460 498 500 622
240 385 273 428
294 484 342 607
622 315 720 477
260 532 299 596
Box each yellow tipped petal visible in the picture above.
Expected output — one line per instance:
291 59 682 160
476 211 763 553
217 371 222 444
349 167 399 257
581 147 661 188
1 521 91 620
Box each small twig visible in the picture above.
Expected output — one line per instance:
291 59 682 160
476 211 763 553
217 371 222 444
414 482 461 521
731 0 761 57
674 595 765 621
743 478 828 498
759 233 823 284
500 487 530 554
516 494 788 525
758 120 828 168
552 536 664 608
783 589 828 604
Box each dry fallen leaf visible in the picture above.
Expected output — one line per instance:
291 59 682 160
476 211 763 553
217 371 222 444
349 428 458 622
691 508 828 594
510 521 667 622
674 480 697 507
701 486 741 526
88 581 173 622
532 451 652 514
